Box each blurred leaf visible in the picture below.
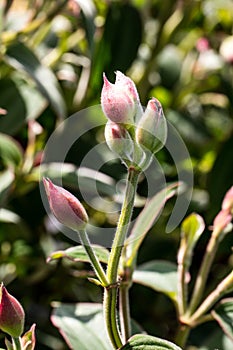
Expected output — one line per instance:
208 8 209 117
34 163 116 196
75 0 96 51
197 324 233 350
0 168 14 205
124 183 179 267
133 260 178 303
5 41 66 119
0 77 47 135
120 334 182 350
91 3 142 90
0 209 21 223
48 244 109 264
0 132 23 167
212 298 233 341
51 303 113 350
157 45 182 89
208 135 233 220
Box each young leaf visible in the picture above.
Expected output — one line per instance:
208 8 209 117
48 244 109 264
133 260 178 303
119 334 182 350
124 183 179 267
5 42 66 119
212 298 233 341
178 213 205 269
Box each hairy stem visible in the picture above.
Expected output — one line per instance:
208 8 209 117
79 229 109 287
12 337 22 350
104 167 140 348
119 281 131 343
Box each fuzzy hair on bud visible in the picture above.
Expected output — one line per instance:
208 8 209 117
43 178 88 231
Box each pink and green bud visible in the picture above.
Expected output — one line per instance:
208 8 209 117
213 210 232 233
222 186 233 214
136 97 167 154
101 71 140 124
0 283 25 337
104 121 134 162
43 178 88 231
21 324 36 350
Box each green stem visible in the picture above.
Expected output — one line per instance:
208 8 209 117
174 324 191 349
189 270 233 324
79 229 109 287
107 168 140 283
104 167 140 348
104 288 123 349
12 337 22 350
119 283 131 343
187 228 223 315
177 259 188 316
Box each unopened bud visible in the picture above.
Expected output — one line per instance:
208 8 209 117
213 209 232 233
222 186 233 214
43 178 88 231
0 283 25 337
136 98 167 154
105 121 134 162
101 71 140 124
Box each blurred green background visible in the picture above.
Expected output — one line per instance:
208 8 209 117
0 0 233 348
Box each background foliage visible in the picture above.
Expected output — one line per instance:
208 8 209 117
0 0 233 349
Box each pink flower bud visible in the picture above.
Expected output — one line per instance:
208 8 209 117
104 121 134 161
213 210 232 233
222 186 233 213
0 284 25 337
101 71 140 124
43 178 88 231
136 97 167 154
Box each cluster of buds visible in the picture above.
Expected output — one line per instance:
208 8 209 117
213 186 233 233
101 71 167 170
0 283 36 349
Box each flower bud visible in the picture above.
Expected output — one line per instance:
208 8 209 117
136 98 167 154
0 283 25 337
213 210 232 233
43 178 88 231
104 121 134 162
21 324 36 350
222 186 233 214
101 71 140 124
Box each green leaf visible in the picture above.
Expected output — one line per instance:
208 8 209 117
5 42 66 119
212 298 233 341
76 0 96 51
48 244 109 264
51 303 113 350
179 213 205 268
51 302 144 350
0 169 14 205
0 77 46 135
120 334 182 350
0 132 23 167
197 323 233 350
133 260 178 303
124 183 179 267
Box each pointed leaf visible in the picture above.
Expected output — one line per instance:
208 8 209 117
48 244 109 264
125 183 179 267
0 169 14 205
212 298 233 341
5 42 66 119
120 334 182 350
133 260 178 303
